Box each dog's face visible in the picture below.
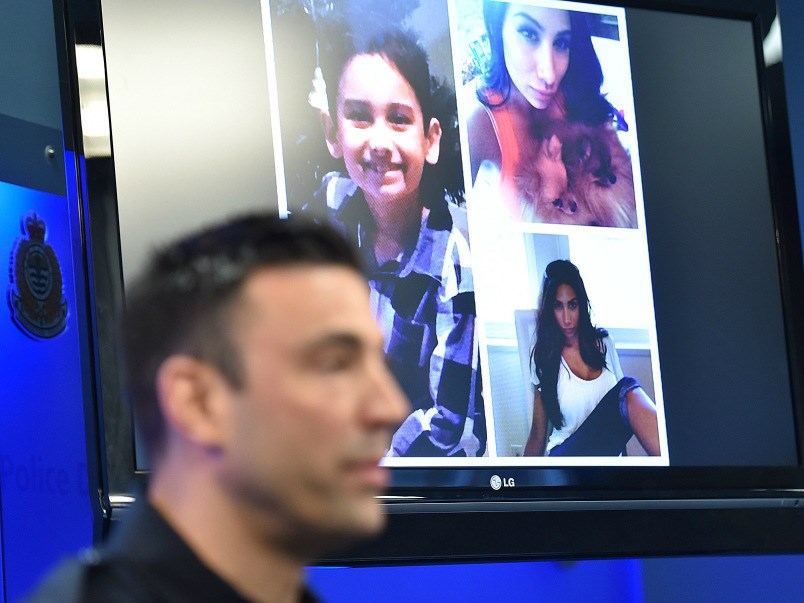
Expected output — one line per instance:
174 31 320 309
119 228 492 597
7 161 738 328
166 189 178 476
559 129 616 224
561 126 636 228
516 134 568 218
515 119 636 227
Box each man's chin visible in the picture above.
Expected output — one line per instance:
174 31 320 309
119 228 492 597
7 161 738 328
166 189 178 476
339 497 387 539
310 496 388 552
300 504 386 558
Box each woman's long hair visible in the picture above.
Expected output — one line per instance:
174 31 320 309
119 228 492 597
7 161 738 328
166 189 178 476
478 2 620 127
531 260 608 429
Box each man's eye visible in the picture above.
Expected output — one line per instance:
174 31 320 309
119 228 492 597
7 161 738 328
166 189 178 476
316 352 355 373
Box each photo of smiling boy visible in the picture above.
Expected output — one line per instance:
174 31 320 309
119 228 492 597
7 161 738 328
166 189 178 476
263 0 482 458
305 25 483 458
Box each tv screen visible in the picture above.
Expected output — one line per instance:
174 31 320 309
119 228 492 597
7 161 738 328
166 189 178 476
259 0 798 470
82 0 804 560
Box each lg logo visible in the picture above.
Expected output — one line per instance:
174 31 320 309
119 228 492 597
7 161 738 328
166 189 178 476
490 475 515 490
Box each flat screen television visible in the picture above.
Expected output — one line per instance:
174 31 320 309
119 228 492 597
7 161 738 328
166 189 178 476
60 0 804 561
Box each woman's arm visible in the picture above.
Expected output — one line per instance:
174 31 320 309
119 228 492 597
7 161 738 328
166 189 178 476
524 389 547 456
604 335 624 380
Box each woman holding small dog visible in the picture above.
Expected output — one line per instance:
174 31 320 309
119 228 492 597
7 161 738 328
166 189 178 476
465 1 633 225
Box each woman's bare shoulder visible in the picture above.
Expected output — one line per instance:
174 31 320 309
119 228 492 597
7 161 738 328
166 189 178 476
462 90 500 182
466 94 494 137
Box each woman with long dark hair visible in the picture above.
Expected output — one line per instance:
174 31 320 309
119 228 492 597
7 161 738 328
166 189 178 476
466 2 632 224
524 260 659 456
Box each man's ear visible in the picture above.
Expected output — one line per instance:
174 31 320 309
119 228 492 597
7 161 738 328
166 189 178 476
155 355 231 451
425 117 442 165
321 111 342 159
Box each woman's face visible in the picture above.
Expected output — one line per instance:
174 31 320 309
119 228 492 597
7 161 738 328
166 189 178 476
330 54 441 213
501 5 571 110
553 283 580 343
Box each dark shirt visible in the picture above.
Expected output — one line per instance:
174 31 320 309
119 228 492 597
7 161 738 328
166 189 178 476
307 173 485 457
25 499 320 603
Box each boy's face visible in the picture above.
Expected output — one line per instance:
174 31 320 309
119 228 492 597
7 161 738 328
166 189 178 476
327 53 441 214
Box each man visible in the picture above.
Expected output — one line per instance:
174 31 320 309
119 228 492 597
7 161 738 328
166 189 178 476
28 214 409 603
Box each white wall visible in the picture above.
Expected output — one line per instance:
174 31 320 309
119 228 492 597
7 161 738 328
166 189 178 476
101 0 276 282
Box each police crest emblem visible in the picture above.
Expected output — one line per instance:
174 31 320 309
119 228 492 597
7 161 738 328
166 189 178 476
8 212 68 338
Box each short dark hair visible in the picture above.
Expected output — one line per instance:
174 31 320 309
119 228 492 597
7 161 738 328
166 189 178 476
123 214 362 460
319 27 434 131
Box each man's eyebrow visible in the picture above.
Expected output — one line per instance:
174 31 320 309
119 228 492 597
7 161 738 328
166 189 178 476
298 332 381 356
307 333 361 348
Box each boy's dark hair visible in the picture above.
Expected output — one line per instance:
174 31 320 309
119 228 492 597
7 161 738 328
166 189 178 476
123 214 362 461
319 27 434 131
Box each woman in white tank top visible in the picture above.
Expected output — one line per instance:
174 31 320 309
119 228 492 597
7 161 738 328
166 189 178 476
524 260 660 456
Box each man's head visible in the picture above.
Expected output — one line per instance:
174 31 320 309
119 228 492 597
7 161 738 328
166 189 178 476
124 214 409 551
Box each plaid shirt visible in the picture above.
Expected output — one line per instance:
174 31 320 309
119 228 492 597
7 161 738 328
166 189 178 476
309 174 485 457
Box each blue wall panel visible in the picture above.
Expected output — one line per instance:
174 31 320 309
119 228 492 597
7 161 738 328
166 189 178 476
641 555 804 603
0 181 94 602
0 481 4 603
308 560 645 603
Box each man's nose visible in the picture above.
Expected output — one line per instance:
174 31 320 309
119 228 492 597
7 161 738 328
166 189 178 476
364 358 410 429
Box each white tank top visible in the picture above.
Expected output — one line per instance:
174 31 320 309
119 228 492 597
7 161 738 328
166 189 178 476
545 357 619 454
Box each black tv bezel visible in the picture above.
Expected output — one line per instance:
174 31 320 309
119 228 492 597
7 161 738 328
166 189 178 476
55 0 804 560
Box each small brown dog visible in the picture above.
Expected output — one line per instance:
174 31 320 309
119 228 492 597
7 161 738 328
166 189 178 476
516 117 637 228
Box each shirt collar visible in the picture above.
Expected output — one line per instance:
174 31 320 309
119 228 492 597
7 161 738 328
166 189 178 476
105 499 320 603
334 182 454 281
